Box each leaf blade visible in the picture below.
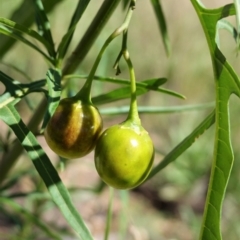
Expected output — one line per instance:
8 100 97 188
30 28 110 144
190 2 240 239
57 0 91 61
0 197 61 240
33 0 56 57
147 111 215 179
150 0 171 56
0 104 94 240
41 68 62 130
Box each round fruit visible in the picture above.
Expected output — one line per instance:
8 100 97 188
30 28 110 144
44 97 103 159
94 123 154 189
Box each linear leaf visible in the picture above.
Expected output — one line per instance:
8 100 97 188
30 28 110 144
41 68 62 130
148 111 215 179
65 74 185 99
34 0 56 57
93 86 146 105
216 19 237 48
0 25 54 64
62 0 121 75
122 0 131 10
65 74 167 86
190 2 240 239
0 104 94 240
57 0 91 61
103 188 114 240
0 71 46 108
0 0 64 58
92 78 168 105
0 17 54 54
150 0 171 56
0 197 61 240
234 0 240 37
99 102 215 115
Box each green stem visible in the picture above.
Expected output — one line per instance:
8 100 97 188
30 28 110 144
123 49 140 125
74 0 136 103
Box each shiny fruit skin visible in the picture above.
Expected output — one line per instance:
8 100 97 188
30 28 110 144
94 124 154 189
44 97 102 159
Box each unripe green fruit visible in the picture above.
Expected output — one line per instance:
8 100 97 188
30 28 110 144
94 123 154 189
44 97 103 159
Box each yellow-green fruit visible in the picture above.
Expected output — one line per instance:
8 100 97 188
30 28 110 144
94 124 154 189
44 97 103 159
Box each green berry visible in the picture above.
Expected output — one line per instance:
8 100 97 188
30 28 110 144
94 123 154 189
44 97 102 159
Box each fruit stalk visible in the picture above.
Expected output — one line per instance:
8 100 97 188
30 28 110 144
123 47 140 125
75 0 136 103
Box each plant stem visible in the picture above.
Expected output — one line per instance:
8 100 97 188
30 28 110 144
123 48 141 125
74 0 136 103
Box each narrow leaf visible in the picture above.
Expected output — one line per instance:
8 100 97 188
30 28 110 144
0 197 61 240
93 86 147 105
122 0 131 10
0 71 46 108
33 0 56 57
234 0 240 34
65 74 167 87
0 17 54 53
92 78 171 105
41 68 62 130
0 25 54 64
150 0 171 56
99 102 215 115
148 111 215 179
103 188 114 240
62 0 121 75
0 0 64 58
57 0 91 61
0 104 94 240
216 19 238 48
65 74 185 99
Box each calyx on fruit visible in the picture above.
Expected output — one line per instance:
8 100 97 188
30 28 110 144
44 97 102 159
94 120 154 189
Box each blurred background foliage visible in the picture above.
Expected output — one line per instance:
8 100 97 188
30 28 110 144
0 0 240 239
